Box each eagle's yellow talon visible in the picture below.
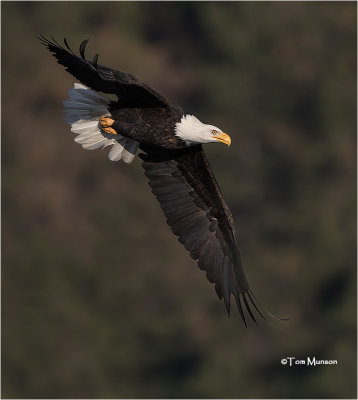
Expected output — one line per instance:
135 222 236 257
99 117 117 135
102 126 117 135
99 116 115 128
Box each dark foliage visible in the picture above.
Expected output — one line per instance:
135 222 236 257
2 2 356 398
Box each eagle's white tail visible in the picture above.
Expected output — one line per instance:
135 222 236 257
63 83 139 163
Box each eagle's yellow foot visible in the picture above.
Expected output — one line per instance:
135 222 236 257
99 117 117 135
102 126 117 135
100 116 115 127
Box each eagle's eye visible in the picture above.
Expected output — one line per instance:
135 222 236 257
211 129 218 135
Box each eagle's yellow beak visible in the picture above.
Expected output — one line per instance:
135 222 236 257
213 132 231 147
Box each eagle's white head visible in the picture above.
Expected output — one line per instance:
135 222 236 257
175 115 231 146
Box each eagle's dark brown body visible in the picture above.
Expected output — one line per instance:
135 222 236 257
110 105 186 149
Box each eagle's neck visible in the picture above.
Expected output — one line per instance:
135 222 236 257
175 114 206 146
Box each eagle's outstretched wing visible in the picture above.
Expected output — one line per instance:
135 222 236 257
39 36 174 108
141 145 268 325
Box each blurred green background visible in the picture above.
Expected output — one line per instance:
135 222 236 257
2 1 356 398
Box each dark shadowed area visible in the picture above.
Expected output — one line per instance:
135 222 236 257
2 1 356 398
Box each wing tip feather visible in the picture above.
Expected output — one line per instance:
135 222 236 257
246 289 289 325
79 38 90 61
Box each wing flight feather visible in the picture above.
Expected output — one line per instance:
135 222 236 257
39 36 173 108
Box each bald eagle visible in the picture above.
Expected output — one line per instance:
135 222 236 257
40 36 280 326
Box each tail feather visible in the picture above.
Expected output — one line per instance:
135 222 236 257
74 132 104 144
63 83 139 163
71 123 100 135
